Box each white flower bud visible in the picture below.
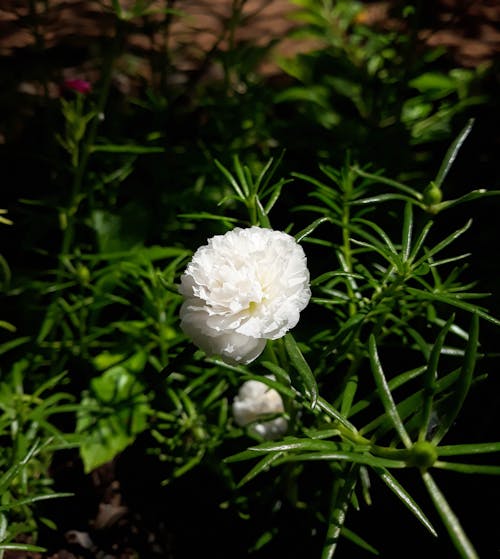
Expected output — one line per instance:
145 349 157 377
232 379 288 440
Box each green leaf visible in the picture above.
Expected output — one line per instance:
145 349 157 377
407 219 434 264
283 333 318 408
0 492 73 512
249 529 276 553
350 167 423 200
237 452 284 487
214 159 245 199
277 451 406 469
375 468 437 537
412 220 472 270
77 360 151 473
247 438 349 454
419 314 455 441
349 366 426 418
0 320 15 333
91 144 164 154
292 172 341 202
315 397 363 434
340 374 358 417
233 155 252 198
432 189 500 213
322 468 359 559
438 442 500 456
263 179 289 214
255 151 285 195
340 526 379 556
409 72 457 96
295 217 331 242
255 196 272 228
353 218 399 258
422 471 478 559
369 335 412 448
0 440 44 494
434 119 474 189
0 336 30 356
361 368 464 438
406 288 500 326
434 461 500 475
350 193 425 207
432 313 478 444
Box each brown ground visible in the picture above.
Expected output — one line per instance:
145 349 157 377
1 0 499 94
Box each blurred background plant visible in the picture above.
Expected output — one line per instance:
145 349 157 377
273 0 494 174
0 0 499 557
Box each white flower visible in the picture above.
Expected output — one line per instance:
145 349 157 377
179 226 311 364
232 378 288 440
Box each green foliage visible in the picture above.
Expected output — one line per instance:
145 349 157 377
216 127 500 558
76 352 152 473
1 0 498 556
0 368 75 555
275 0 490 172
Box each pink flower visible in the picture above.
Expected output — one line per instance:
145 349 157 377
62 79 92 95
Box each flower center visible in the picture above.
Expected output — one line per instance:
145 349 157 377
248 301 259 314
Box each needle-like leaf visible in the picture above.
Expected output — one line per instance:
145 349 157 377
422 471 478 559
369 335 412 448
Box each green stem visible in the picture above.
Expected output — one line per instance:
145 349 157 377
45 19 123 356
247 196 258 226
370 444 410 462
59 22 122 261
341 190 356 318
322 465 358 559
223 0 247 91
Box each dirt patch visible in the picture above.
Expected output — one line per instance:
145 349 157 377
1 0 499 85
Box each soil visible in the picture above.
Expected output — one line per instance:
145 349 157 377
1 0 499 92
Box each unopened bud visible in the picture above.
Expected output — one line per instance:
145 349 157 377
423 182 443 206
407 440 437 469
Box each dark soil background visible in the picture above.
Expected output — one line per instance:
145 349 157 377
1 1 500 558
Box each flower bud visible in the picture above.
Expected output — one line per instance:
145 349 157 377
62 78 92 95
76 264 90 285
232 378 288 440
407 440 437 469
423 181 443 206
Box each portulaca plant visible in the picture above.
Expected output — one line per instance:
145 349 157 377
176 122 500 558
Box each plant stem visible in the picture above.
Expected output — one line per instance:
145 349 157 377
341 180 356 318
322 465 358 559
59 22 122 261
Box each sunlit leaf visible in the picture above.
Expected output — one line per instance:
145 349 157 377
77 357 151 473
